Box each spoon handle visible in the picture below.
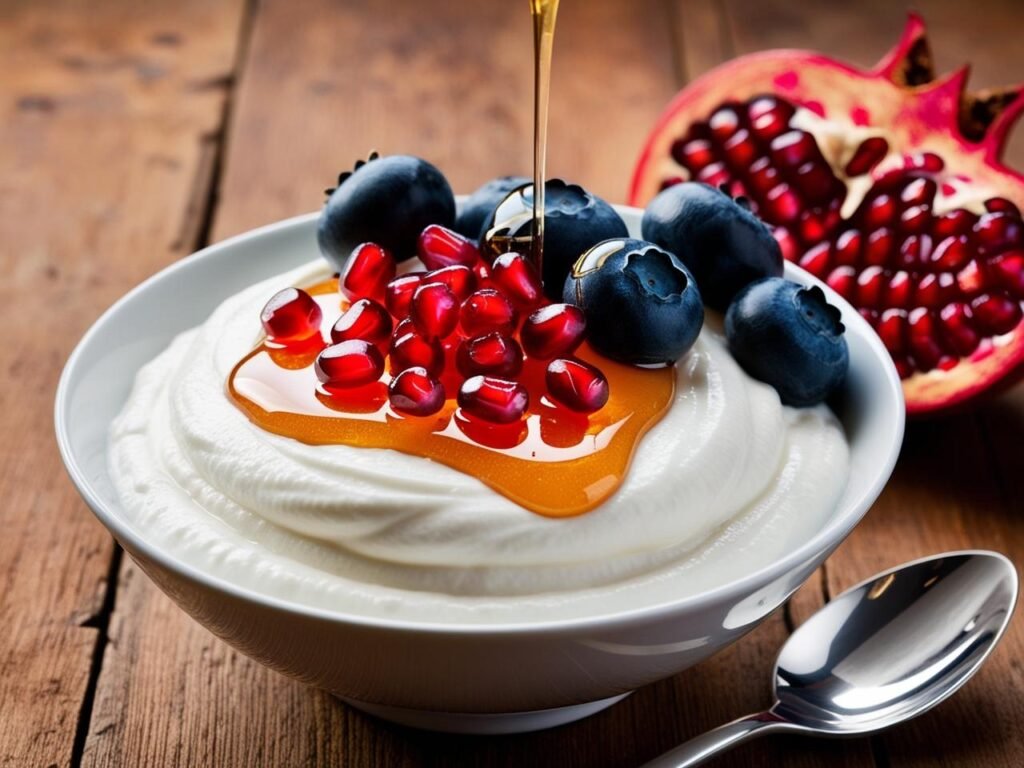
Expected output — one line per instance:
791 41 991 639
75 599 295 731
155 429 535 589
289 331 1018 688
639 711 791 768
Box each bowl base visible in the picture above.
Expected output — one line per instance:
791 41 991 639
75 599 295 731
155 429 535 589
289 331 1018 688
338 692 632 734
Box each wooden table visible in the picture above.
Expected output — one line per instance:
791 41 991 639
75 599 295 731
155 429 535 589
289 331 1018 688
3 0 1023 765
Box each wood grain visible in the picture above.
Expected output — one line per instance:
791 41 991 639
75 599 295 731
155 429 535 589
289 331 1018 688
0 1 246 766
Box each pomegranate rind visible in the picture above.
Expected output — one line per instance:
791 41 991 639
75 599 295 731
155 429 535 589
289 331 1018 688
629 14 1024 416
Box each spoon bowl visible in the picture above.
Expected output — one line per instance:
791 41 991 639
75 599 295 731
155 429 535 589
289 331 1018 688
644 551 1018 767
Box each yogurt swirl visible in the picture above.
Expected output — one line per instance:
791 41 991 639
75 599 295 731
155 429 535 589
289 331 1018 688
108 261 849 623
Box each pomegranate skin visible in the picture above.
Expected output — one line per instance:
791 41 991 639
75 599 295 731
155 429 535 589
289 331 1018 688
629 13 1024 416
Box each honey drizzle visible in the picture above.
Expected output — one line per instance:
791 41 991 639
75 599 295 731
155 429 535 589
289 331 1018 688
228 280 675 518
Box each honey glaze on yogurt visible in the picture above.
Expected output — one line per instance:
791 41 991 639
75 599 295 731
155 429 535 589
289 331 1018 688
228 278 675 518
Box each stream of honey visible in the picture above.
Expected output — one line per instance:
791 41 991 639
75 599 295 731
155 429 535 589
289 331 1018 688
228 281 675 518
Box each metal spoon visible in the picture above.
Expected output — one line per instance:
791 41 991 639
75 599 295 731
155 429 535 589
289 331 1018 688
642 551 1018 768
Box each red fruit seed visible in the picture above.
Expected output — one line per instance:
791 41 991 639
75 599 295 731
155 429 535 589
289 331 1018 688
260 288 322 344
340 243 396 301
456 333 524 378
520 303 587 359
417 224 480 270
545 358 610 414
410 282 459 339
388 367 446 417
384 272 425 317
315 340 384 390
490 252 544 308
457 376 529 424
390 331 445 377
422 264 476 301
460 289 518 336
330 298 392 347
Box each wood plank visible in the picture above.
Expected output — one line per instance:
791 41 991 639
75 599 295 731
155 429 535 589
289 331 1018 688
0 1 247 766
724 0 1024 765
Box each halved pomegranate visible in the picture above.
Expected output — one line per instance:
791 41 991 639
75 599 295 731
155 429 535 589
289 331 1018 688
630 14 1024 415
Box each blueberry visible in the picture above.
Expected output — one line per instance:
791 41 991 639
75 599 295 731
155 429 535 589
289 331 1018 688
318 154 455 269
454 175 530 239
482 180 628 300
563 238 703 366
641 182 782 311
725 277 848 407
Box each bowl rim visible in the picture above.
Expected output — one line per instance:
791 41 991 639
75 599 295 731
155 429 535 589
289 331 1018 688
55 208 905 637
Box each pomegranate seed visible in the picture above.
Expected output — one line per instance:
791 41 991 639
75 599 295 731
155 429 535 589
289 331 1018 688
390 331 444 376
834 230 862 267
844 136 889 176
388 367 446 417
260 288 322 344
774 226 799 261
908 308 944 371
456 333 524 378
864 228 895 266
422 264 476 301
857 266 887 308
765 183 801 223
460 289 517 336
862 194 898 230
798 210 828 244
747 157 779 195
676 139 715 172
887 271 913 307
457 376 529 424
748 96 794 142
905 152 944 173
985 197 1022 217
897 234 932 268
708 105 742 142
894 358 915 379
956 260 985 296
860 308 880 324
930 236 971 271
916 272 956 308
990 250 1024 297
340 243 395 301
971 294 1023 335
417 224 479 270
974 212 1024 255
748 94 795 122
330 298 392 347
899 205 931 234
826 266 857 301
770 130 819 168
793 162 835 204
472 259 491 285
723 129 758 169
384 273 424 317
410 282 459 339
877 308 908 355
900 177 937 207
932 209 977 239
520 303 587 360
697 161 730 187
545 358 610 414
798 242 831 276
490 252 543 308
315 340 384 390
938 302 980 356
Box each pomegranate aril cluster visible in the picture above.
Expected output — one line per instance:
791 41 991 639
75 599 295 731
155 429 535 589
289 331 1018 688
665 94 1024 379
799 186 1024 377
278 227 612 431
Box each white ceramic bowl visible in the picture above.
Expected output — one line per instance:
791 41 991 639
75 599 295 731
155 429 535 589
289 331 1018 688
55 205 904 734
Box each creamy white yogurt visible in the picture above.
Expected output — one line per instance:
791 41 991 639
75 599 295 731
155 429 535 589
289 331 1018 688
108 261 849 623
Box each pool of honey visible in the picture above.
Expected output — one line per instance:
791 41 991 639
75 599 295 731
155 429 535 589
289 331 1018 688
227 280 675 518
